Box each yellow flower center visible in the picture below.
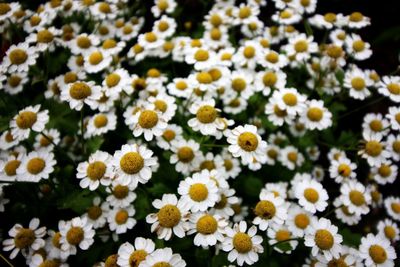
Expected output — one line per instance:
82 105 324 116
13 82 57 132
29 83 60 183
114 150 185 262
194 49 209 62
0 3 11 15
238 132 258 152
196 214 218 234
274 105 287 117
158 21 169 32
102 39 116 50
371 190 381 203
304 188 319 203
157 204 181 228
350 77 365 91
224 159 233 171
163 41 174 51
157 0 169 10
89 51 103 65
232 78 247 92
369 245 387 264
391 203 400 214
387 83 400 95
238 6 251 19
113 185 129 199
86 161 106 180
120 152 144 174
145 32 157 43
37 29 54 43
287 152 298 162
349 190 365 206
66 226 84 246
153 262 171 267
196 72 213 84
175 81 187 91
9 49 28 65
105 254 118 267
327 45 343 59
392 140 400 153
99 2 111 13
365 140 383 157
352 40 365 52
132 78 146 91
200 160 216 171
266 52 279 63
4 159 21 176
115 210 129 224
162 129 175 142
196 105 217 123
283 93 298 106
369 120 383 132
314 229 334 250
208 69 221 82
294 40 308 53
254 200 276 219
221 52 232 61
263 72 277 87
280 10 292 19
300 0 310 6
214 194 227 209
14 228 35 249
276 230 291 242
189 183 209 202
294 213 310 229
64 72 78 84
324 13 337 23
378 164 391 177
129 250 148 267
138 110 158 129
384 226 396 240
267 148 278 159
27 157 46 174
106 73 121 88
307 107 323 122
259 38 270 48
38 259 60 267
87 205 102 220
77 36 92 48
69 83 92 102
30 15 41 26
243 46 255 59
327 258 348 267
177 146 194 163
8 75 22 87
210 14 222 27
16 111 37 129
99 26 110 36
349 12 364 22
75 56 84 67
52 232 61 248
94 114 108 128
233 232 253 253
210 28 221 40
338 164 351 177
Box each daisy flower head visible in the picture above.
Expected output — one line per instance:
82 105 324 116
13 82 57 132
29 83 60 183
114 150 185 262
84 197 109 229
85 111 117 138
76 150 113 190
378 76 400 103
386 106 400 131
68 33 100 56
139 247 186 267
146 193 189 240
278 146 305 170
188 99 225 136
333 198 362 226
60 81 102 111
17 149 56 182
210 187 239 218
151 0 177 17
285 33 318 61
1 71 29 95
386 134 400 161
108 206 136 234
299 100 333 130
10 105 49 140
377 218 400 242
0 153 24 182
265 96 296 126
148 94 177 121
34 129 61 151
170 139 202 175
359 132 390 167
339 180 371 216
106 183 137 208
2 218 46 259
384 196 400 221
59 217 95 256
2 42 38 73
304 217 343 261
178 170 219 212
112 143 157 187
102 68 130 97
286 204 313 237
0 2 20 21
294 178 329 213
362 113 390 139
222 221 264 266
371 160 398 185
267 224 298 254
359 233 396 267
117 238 155 267
232 3 260 25
345 34 372 61
187 213 228 247
328 156 357 183
346 11 371 29
232 41 261 69
272 8 302 25
138 31 164 50
274 88 307 116
185 47 216 70
0 130 19 150
84 49 113 73
344 67 373 100
255 69 287 96
259 49 288 70
226 124 267 165
252 192 288 231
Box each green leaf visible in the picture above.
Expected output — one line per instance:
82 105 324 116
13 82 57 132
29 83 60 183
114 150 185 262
134 189 151 220
339 228 362 247
57 190 94 214
86 136 104 154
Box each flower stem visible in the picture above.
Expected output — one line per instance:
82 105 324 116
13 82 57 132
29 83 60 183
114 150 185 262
80 108 85 154
0 253 14 267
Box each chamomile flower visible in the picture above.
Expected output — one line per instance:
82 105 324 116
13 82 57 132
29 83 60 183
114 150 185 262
84 50 113 73
128 106 168 141
185 47 216 70
267 224 298 254
210 187 239 218
102 69 130 97
2 42 39 73
377 219 399 242
108 206 136 234
285 33 318 61
279 146 305 170
167 78 192 98
359 233 396 267
378 76 400 102
188 99 224 136
170 139 202 175
286 204 313 237
84 197 109 229
17 150 56 182
260 49 288 70
359 133 390 167
146 194 189 240
151 0 177 17
188 213 228 247
76 151 113 190
272 8 302 25
299 100 333 130
178 171 219 212
34 129 60 151
60 81 102 111
85 112 117 138
371 161 398 185
59 217 95 256
68 33 100 55
112 144 157 187
362 113 390 138
253 192 288 231
329 156 357 183
0 130 19 150
274 88 307 115
222 221 264 266
345 34 372 60
139 247 186 267
340 180 371 216
117 238 155 267
255 70 286 96
0 2 20 21
148 94 177 121
344 67 373 100
10 105 49 140
2 71 29 95
384 196 400 221
90 2 117 20
333 198 362 226
346 12 371 29
232 4 260 25
294 178 329 213
386 134 400 161
304 218 343 261
0 153 23 182
106 183 137 208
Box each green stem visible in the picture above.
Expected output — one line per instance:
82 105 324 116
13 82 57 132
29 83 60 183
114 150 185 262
200 143 228 148
0 253 14 267
80 108 85 154
270 237 303 248
323 205 343 218
338 96 385 120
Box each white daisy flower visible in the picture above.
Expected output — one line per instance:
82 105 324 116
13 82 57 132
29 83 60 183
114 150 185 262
2 71 29 95
151 0 177 18
272 8 302 25
359 233 396 267
259 49 288 70
252 192 288 231
304 217 343 261
60 81 102 111
170 139 202 175
329 157 357 183
188 213 228 247
76 150 113 190
34 129 61 151
68 33 100 55
139 247 186 267
359 132 390 167
294 178 329 213
100 38 126 56
108 206 136 234
267 224 298 254
17 150 56 182
226 124 267 165
85 111 117 138
84 197 109 229
90 2 117 20
378 76 400 103
315 245 361 267
0 2 20 21
362 113 390 139
106 183 137 208
0 130 19 150
345 34 372 60
138 31 164 50
232 4 260 25
371 161 398 185
384 196 400 221
102 68 130 97
10 105 49 140
344 67 373 100
2 218 46 259
117 238 155 267
279 146 305 170
346 12 371 29
255 70 286 96
2 42 38 73
167 78 192 98
274 88 307 116
188 99 225 136
148 94 177 121
84 49 113 73
286 204 313 237
334 197 362 226
222 221 264 266
377 218 399 242
386 134 400 161
112 144 157 187
386 106 400 131
285 33 318 61
299 100 333 130
178 170 219 212
185 47 216 70
59 217 95 256
215 151 241 179
340 180 371 216
210 187 238 218
145 194 189 241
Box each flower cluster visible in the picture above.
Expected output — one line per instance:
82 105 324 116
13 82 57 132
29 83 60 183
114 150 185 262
0 0 399 266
